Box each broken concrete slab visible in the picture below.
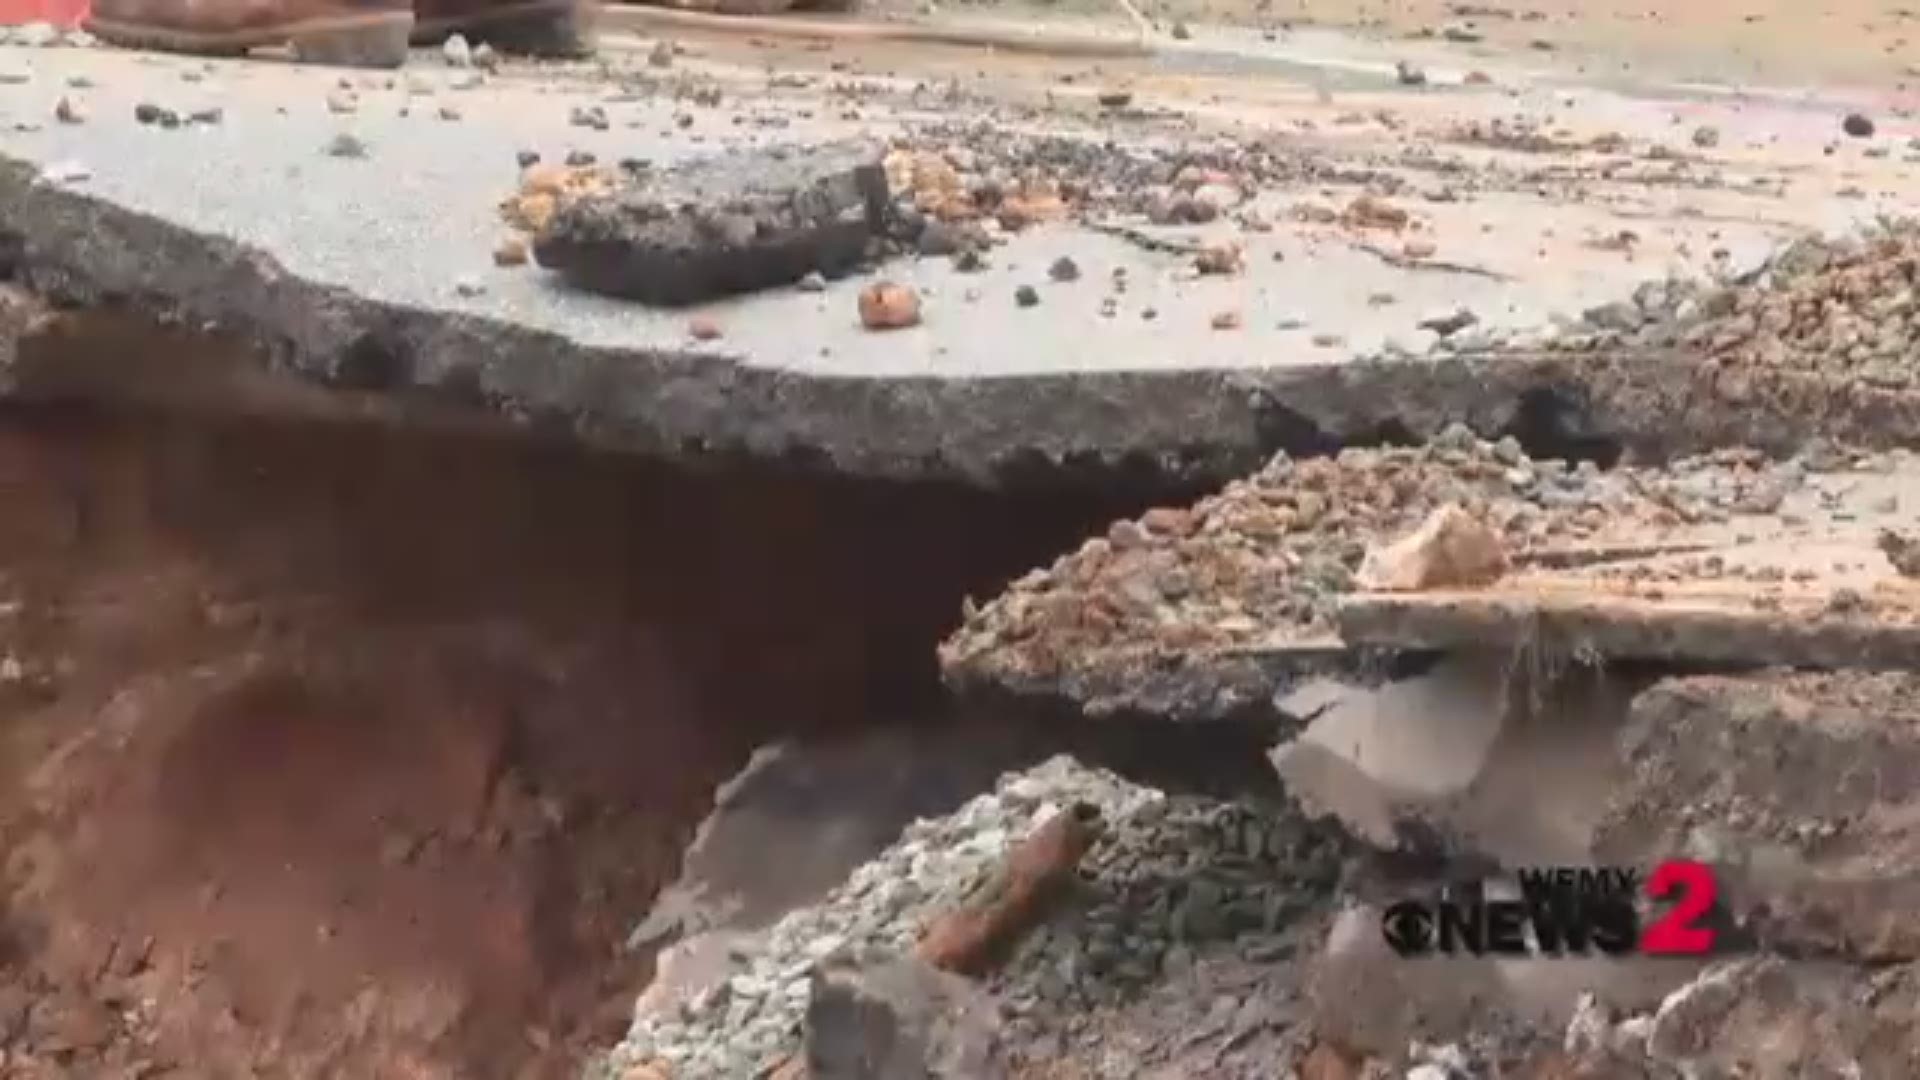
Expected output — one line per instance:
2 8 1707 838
531 140 891 306
1337 575 1920 670
1334 450 1920 670
1595 671 1920 962
2 45 1917 484
939 434 1831 719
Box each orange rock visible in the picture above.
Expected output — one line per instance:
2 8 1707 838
500 163 614 234
858 282 923 330
688 316 723 341
916 804 1101 975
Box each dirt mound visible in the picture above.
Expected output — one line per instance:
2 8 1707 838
0 570 725 1080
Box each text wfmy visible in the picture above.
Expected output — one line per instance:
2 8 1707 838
1380 860 1724 959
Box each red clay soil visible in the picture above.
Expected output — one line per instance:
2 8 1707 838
0 403 1132 1078
0 416 746 1079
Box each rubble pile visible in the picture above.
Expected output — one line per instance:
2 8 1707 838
1544 223 1920 381
940 426 1801 697
595 757 1352 1079
881 124 1337 238
1598 670 1920 962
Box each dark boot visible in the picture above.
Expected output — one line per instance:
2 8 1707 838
411 0 594 57
86 0 413 65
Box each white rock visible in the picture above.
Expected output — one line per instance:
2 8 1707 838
442 33 473 67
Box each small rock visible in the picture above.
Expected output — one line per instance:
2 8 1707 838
516 149 541 168
1879 530 1920 578
858 282 922 330
1402 238 1438 259
797 271 827 293
133 101 168 124
1692 125 1721 149
1463 70 1492 85
1345 194 1410 230
649 40 674 68
916 220 964 257
1417 307 1478 337
1047 255 1081 282
1170 20 1191 39
324 133 369 158
1843 113 1875 138
1396 60 1427 87
493 236 529 267
438 104 462 121
66 74 94 88
453 276 486 298
565 150 597 167
804 955 1003 1080
1211 310 1242 331
1096 89 1132 108
326 90 357 114
53 96 83 124
569 104 609 130
0 66 31 85
1194 241 1243 275
443 33 473 68
1356 504 1509 591
1014 285 1040 308
953 249 986 273
688 316 723 341
472 42 498 71
1441 22 1483 42
188 106 222 125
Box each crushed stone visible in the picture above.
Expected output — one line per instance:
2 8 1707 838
940 426 1807 693
593 755 1352 1079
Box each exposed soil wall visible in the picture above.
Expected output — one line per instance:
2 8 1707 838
0 375 1156 1077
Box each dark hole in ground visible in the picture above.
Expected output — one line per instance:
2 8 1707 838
0 364 1196 1078
1499 385 1624 468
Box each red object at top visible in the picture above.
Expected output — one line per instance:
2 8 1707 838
0 0 89 28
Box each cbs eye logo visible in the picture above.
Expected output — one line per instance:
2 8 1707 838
1380 900 1435 956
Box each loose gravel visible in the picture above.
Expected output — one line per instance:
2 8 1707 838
594 755 1352 1079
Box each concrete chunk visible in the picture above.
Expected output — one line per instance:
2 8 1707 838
533 140 891 306
1596 672 1920 961
802 953 1004 1080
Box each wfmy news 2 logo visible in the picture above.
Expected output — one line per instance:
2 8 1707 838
1381 860 1729 959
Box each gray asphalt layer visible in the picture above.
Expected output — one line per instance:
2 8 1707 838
0 36 1892 482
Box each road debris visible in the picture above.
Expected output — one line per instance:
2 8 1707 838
532 140 889 306
941 428 1799 710
1354 504 1509 592
857 281 922 330
916 803 1101 974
